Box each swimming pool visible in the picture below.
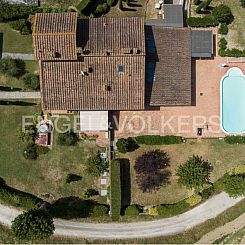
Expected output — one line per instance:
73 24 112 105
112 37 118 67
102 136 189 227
221 67 245 134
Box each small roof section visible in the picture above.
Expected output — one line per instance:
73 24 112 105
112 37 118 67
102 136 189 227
192 30 213 57
80 111 108 131
33 12 77 34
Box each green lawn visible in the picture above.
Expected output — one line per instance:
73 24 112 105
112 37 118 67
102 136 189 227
0 23 33 53
123 139 245 206
0 103 101 201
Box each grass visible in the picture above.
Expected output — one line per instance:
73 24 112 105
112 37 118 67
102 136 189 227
0 60 39 91
0 23 33 54
122 138 245 206
0 103 101 202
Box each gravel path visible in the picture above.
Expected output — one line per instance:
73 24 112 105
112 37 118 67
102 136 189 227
0 192 243 239
2 53 34 60
0 92 40 99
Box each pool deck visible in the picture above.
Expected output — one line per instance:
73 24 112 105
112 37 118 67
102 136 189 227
113 57 245 138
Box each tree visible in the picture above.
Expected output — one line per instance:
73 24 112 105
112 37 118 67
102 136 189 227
176 155 212 189
11 209 55 242
212 4 234 24
223 174 245 197
86 151 108 176
0 57 25 77
23 144 38 160
134 150 171 192
21 73 39 90
57 131 79 146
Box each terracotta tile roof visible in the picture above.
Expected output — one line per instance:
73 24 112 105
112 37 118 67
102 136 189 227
40 57 145 111
33 13 77 60
33 12 77 34
77 17 145 56
147 26 192 106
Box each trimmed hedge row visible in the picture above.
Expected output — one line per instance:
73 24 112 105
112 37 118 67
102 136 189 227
110 159 121 221
187 16 218 27
77 0 91 12
224 136 245 144
0 184 43 210
135 135 183 145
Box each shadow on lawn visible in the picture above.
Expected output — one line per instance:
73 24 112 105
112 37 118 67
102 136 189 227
0 101 37 106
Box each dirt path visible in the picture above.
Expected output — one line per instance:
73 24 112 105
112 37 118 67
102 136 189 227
196 212 245 244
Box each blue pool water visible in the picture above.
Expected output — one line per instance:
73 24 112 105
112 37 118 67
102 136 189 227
221 67 245 134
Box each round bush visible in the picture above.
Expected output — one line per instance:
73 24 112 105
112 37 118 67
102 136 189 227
57 131 79 146
212 4 234 24
124 205 141 216
11 209 54 242
96 3 109 14
90 204 109 217
200 185 215 199
218 23 228 35
23 144 38 160
223 174 245 197
116 137 138 153
21 73 39 90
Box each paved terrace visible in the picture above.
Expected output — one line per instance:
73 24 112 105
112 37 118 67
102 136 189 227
114 56 245 138
0 92 40 99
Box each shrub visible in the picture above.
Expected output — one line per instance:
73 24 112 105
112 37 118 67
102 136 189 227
223 174 245 197
135 135 183 145
65 173 82 183
0 57 25 77
110 159 121 221
0 2 38 22
218 23 228 35
212 4 234 24
9 19 31 35
90 204 109 217
124 205 141 216
23 144 38 160
11 209 54 242
231 165 245 175
156 200 190 217
200 185 215 199
0 185 42 209
36 145 49 155
219 37 228 49
224 136 245 144
57 131 79 146
185 194 202 206
116 137 139 153
176 155 212 189
203 0 212 10
134 150 171 192
187 16 218 27
17 125 38 143
107 0 118 6
21 73 39 90
95 3 109 14
84 188 99 198
196 1 206 13
147 207 158 216
86 151 108 176
194 0 201 5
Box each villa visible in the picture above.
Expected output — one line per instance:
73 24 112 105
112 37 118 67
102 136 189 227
33 12 244 139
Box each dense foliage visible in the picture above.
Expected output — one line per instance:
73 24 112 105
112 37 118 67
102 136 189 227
135 135 183 145
23 144 38 160
212 4 234 24
21 73 39 90
134 150 171 192
0 1 38 22
196 0 212 13
11 209 54 242
187 16 218 27
90 204 109 217
86 151 108 176
57 131 79 146
176 155 212 189
185 194 202 206
124 205 141 216
223 174 245 197
224 136 245 144
65 173 82 183
116 137 138 153
110 159 121 221
0 57 25 77
218 23 228 34
9 19 31 35
107 0 118 6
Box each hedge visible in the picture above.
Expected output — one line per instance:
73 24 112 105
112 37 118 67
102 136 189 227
224 136 245 144
135 135 183 145
77 0 91 12
0 185 43 210
124 205 141 216
90 204 109 217
187 16 218 27
110 159 121 221
116 137 138 153
218 23 228 35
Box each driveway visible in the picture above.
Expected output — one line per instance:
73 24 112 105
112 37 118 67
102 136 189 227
0 192 243 239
